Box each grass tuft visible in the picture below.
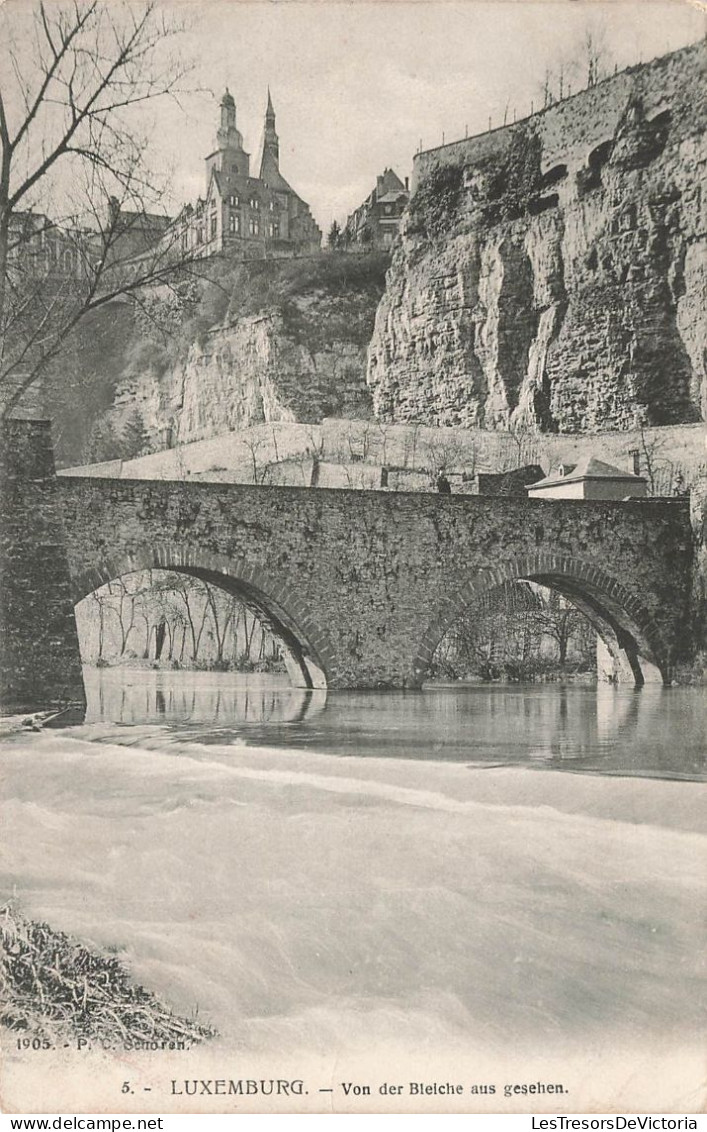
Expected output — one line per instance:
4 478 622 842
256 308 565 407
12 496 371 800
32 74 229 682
0 905 217 1047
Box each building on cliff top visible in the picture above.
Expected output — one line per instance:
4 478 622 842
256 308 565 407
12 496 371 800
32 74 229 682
7 211 86 280
526 456 647 499
176 88 322 259
343 169 410 249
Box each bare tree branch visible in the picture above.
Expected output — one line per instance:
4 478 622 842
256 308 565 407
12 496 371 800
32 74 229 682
0 0 207 419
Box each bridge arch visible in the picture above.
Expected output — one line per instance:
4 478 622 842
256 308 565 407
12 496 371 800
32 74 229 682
413 552 670 687
70 542 334 690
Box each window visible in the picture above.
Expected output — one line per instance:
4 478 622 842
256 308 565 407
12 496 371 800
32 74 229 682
249 217 260 236
210 213 217 238
228 193 239 207
384 204 392 215
181 232 188 252
196 227 203 245
229 213 240 234
250 197 260 210
269 199 275 211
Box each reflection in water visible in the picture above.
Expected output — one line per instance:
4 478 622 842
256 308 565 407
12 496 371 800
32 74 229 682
84 668 326 727
82 668 705 782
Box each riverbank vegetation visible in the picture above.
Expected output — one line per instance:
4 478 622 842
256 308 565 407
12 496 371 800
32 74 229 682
1 905 216 1047
76 570 284 672
670 650 707 686
431 580 597 682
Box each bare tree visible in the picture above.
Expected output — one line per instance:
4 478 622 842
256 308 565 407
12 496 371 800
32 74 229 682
528 590 589 669
635 424 675 496
240 432 272 484
77 566 283 669
401 421 422 470
203 581 236 668
502 418 540 471
432 582 595 680
536 21 611 109
0 0 205 418
583 25 610 89
345 420 373 463
232 605 262 666
541 66 555 110
89 588 107 660
104 577 138 657
418 429 471 487
172 577 209 662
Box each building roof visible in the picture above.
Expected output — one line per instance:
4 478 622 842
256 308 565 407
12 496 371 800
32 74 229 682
376 190 408 205
377 168 406 194
259 145 294 194
528 455 646 490
478 465 546 496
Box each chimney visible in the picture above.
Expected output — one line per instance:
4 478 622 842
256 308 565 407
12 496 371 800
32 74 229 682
629 448 640 476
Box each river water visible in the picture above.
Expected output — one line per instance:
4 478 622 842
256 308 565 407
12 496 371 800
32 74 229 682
83 667 706 781
2 667 705 1110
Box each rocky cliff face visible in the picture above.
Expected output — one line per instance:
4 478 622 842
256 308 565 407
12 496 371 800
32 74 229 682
368 43 706 433
119 309 372 448
115 254 387 449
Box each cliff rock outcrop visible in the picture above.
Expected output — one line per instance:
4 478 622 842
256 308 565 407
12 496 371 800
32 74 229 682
120 309 372 448
367 43 706 433
113 253 388 450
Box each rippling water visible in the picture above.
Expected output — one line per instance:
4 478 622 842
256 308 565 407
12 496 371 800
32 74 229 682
2 665 705 1102
83 667 706 781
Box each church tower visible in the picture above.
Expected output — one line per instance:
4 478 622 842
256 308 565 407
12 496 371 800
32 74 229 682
259 89 286 188
263 88 279 164
186 82 322 257
205 88 249 191
217 88 243 151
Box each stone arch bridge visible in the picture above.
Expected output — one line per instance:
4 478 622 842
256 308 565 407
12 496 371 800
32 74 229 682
0 422 694 715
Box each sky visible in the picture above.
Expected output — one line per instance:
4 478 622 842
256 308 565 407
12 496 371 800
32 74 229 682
3 0 706 233
151 0 706 232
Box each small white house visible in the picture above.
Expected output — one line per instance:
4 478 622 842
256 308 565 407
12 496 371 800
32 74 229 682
526 456 648 500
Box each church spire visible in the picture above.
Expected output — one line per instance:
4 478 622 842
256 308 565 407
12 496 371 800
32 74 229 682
263 87 279 165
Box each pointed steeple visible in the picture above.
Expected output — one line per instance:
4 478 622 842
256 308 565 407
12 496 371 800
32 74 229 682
262 87 279 166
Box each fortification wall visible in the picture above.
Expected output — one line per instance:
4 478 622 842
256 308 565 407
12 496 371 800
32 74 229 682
370 41 706 436
414 42 703 184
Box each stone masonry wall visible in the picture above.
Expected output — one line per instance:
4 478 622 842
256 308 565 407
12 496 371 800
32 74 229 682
369 42 706 434
0 423 693 709
61 419 706 492
56 474 693 689
0 422 85 714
